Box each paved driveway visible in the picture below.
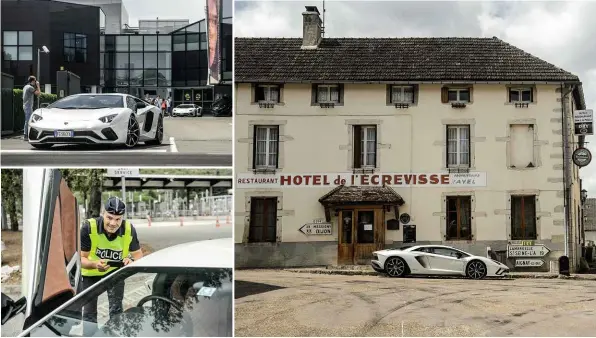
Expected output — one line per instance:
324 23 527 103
235 270 596 337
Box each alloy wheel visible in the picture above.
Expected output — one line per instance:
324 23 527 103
156 117 163 142
467 261 487 279
126 116 140 147
386 257 406 277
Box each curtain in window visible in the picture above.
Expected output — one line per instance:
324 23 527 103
403 87 413 102
459 127 469 165
318 86 328 102
268 127 278 166
269 87 279 102
255 127 268 166
391 87 401 103
447 127 458 165
366 128 376 166
330 86 339 102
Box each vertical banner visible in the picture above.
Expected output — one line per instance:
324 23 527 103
206 0 221 85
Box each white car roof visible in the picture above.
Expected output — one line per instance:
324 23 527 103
406 245 470 252
128 238 233 269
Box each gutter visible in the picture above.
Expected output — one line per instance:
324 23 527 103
236 80 582 85
561 83 575 266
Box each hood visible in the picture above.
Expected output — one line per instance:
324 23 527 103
34 107 127 121
21 169 80 330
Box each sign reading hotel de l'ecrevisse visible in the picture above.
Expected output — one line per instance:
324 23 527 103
236 172 487 188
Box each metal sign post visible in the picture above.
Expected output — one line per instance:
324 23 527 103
121 175 126 218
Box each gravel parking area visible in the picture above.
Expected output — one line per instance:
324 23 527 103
235 270 596 337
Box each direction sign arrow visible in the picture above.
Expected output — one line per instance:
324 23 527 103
299 223 332 235
507 244 551 257
515 259 545 267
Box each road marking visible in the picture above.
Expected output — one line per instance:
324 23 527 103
1 148 168 153
169 137 178 152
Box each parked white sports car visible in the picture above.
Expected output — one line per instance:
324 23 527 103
1 169 233 337
172 104 202 117
27 94 164 149
371 245 510 279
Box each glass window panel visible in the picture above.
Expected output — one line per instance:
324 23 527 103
186 33 200 51
115 52 129 68
510 90 519 102
19 31 32 45
129 69 143 86
64 47 75 62
521 90 532 102
3 47 17 60
116 36 128 51
158 52 171 69
448 90 458 101
104 35 115 51
459 90 470 102
143 69 158 86
64 36 74 48
186 51 200 68
144 36 157 51
76 34 87 48
3 32 18 45
158 70 171 86
74 49 86 63
158 35 171 51
116 69 129 86
186 23 200 32
199 20 206 32
129 52 143 68
143 53 157 68
129 36 143 51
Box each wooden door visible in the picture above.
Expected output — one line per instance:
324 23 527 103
354 208 385 265
337 210 355 265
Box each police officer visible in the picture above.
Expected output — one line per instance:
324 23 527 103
80 197 143 326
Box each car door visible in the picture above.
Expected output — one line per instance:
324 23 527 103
133 97 156 135
426 247 465 274
0 169 81 332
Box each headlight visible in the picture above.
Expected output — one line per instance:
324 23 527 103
99 114 118 123
31 114 43 123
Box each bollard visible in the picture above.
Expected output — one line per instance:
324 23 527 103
147 216 151 227
216 216 220 228
180 217 183 227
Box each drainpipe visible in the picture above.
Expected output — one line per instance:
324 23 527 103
561 83 575 270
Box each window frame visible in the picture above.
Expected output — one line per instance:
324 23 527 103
353 125 377 169
63 32 88 63
445 196 472 241
390 85 415 104
446 125 471 168
248 197 278 243
253 125 279 169
316 84 340 104
447 88 470 103
511 195 537 240
509 87 533 103
2 30 33 61
255 84 280 103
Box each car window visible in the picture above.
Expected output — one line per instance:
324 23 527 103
126 96 137 112
412 247 430 253
430 247 462 258
49 95 124 109
133 98 146 108
25 267 233 337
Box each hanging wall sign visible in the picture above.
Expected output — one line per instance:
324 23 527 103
572 147 592 168
574 109 594 135
399 213 411 224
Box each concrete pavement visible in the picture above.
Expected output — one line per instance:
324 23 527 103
0 117 231 166
235 270 596 337
135 219 232 251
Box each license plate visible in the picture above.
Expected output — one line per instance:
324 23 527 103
54 130 74 137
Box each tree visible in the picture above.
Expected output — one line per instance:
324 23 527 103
1 169 23 231
61 169 106 217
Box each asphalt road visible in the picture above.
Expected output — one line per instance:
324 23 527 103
235 270 596 337
1 116 232 166
135 219 232 251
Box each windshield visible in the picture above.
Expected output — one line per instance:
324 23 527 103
48 95 124 109
26 267 233 337
177 105 194 108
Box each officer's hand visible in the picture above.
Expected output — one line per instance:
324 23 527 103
95 260 110 272
123 258 133 266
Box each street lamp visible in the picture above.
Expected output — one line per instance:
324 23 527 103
581 189 588 203
37 46 50 109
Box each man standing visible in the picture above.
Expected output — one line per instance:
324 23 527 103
22 76 40 141
80 197 143 330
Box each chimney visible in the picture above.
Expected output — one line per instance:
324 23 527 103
302 6 322 49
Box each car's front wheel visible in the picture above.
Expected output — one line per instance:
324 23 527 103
385 257 409 278
125 115 140 148
145 115 163 146
31 143 53 149
466 260 487 279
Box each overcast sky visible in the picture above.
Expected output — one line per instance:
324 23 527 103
235 0 596 196
124 0 232 26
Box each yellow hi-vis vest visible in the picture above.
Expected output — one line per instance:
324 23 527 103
81 218 133 277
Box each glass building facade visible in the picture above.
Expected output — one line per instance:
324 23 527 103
100 18 232 110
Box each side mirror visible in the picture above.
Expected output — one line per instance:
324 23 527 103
40 103 49 108
136 102 146 109
1 293 27 325
456 253 463 259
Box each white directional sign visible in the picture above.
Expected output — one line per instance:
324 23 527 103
107 168 140 177
299 220 332 235
574 109 593 135
507 244 550 257
515 259 545 267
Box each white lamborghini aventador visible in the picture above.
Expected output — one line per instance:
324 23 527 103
27 93 164 149
371 245 510 279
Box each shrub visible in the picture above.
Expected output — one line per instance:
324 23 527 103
12 89 59 132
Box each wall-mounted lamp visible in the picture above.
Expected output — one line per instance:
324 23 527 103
581 189 588 203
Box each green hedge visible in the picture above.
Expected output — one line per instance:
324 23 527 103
12 89 59 132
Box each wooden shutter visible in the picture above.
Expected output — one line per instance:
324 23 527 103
252 125 257 169
251 83 256 103
413 85 419 104
353 125 362 168
311 84 318 105
386 85 392 105
441 87 448 103
338 84 344 104
531 86 535 103
468 86 473 103
277 84 284 103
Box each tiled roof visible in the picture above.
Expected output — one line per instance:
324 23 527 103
319 185 405 205
235 37 580 83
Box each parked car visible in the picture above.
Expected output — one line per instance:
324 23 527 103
27 93 164 149
211 95 232 117
0 169 233 337
172 104 202 117
371 245 510 279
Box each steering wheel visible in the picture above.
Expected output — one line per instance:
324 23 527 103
136 295 183 313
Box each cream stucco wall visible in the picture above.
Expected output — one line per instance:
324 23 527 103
234 83 582 259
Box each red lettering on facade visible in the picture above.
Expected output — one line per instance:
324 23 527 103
280 175 291 185
429 174 439 184
313 175 321 185
441 174 449 184
324 175 330 185
294 175 303 185
394 175 403 185
371 175 380 185
361 175 369 185
418 174 428 184
382 175 392 186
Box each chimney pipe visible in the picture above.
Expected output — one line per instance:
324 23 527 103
302 6 322 49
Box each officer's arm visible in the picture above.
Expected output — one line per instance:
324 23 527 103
80 221 97 269
81 251 97 269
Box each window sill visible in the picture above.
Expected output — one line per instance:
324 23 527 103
253 167 278 175
389 102 416 109
505 102 535 107
312 102 344 107
446 166 472 173
251 102 285 107
352 167 377 174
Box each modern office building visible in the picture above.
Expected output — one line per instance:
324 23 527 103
234 6 590 272
1 0 232 111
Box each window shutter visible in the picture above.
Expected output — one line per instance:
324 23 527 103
413 85 419 104
441 87 448 103
275 126 280 168
353 125 362 169
468 86 473 103
252 125 257 169
386 85 391 105
507 87 511 103
251 83 256 103
277 84 284 103
311 84 318 105
338 84 344 104
531 86 535 103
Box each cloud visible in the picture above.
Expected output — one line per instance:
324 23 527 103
236 0 596 196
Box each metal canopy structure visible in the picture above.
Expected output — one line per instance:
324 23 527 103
102 174 233 191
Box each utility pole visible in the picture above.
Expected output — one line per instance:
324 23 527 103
561 84 575 272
